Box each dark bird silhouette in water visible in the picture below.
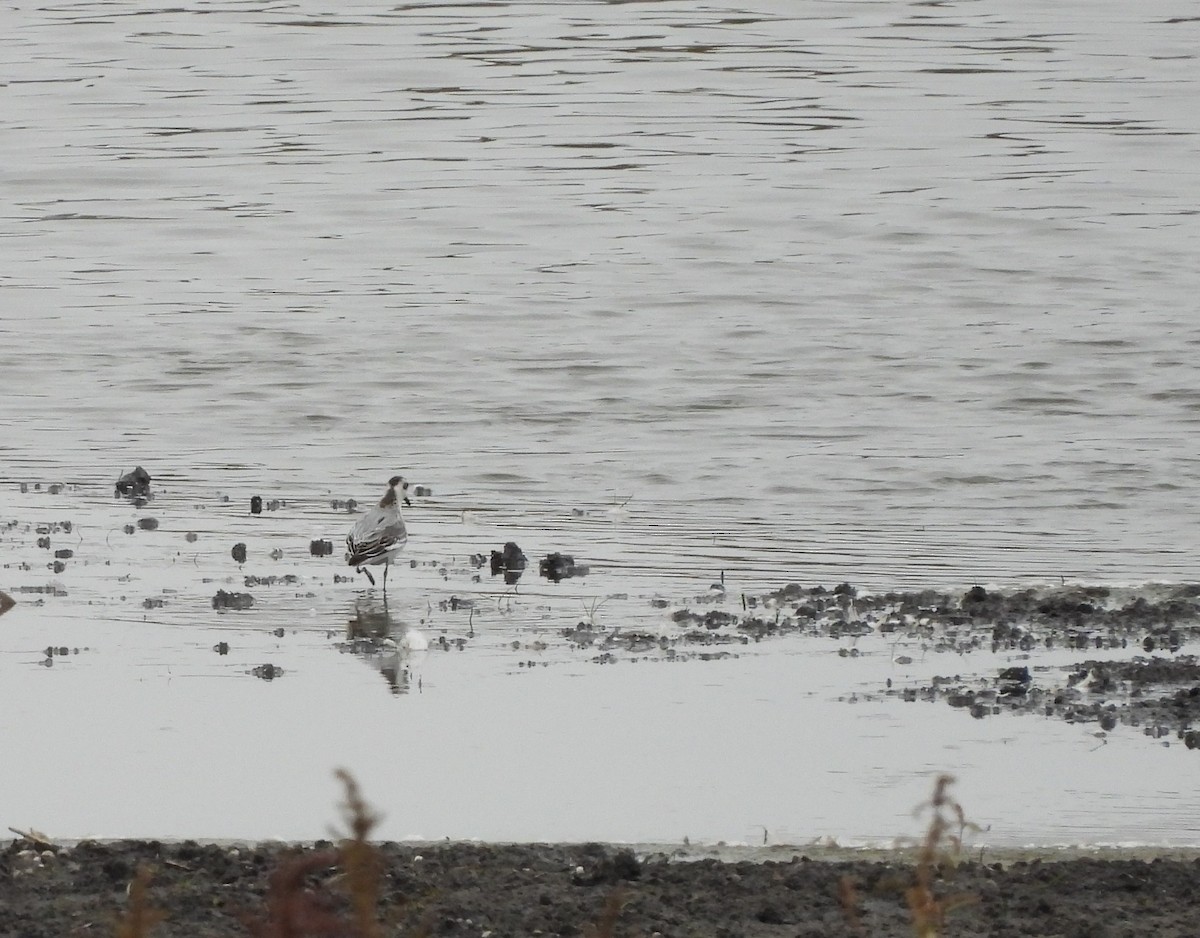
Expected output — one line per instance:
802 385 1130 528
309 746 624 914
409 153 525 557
345 475 411 593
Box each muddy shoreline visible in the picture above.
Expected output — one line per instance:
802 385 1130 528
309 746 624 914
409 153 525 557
5 837 1200 937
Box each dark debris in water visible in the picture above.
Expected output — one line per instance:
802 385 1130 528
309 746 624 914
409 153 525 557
539 551 587 582
212 590 254 611
489 541 527 585
244 574 298 587
251 663 283 681
114 466 152 499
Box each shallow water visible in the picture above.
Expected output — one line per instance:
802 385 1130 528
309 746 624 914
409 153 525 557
2 0 1200 846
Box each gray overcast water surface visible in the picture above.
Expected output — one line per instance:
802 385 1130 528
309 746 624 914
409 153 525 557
2 0 1199 846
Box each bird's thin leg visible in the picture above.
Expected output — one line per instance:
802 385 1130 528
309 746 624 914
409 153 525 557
383 562 390 594
360 566 376 586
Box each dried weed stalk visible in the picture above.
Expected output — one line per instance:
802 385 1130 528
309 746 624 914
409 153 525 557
335 768 384 938
243 770 386 938
114 865 166 938
904 773 979 938
837 874 866 936
582 888 628 938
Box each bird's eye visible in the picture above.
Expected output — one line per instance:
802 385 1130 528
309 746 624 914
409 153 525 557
402 482 410 489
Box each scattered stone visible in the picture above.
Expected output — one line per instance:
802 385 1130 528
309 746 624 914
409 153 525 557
231 542 247 564
252 663 282 681
54 549 73 559
214 642 230 655
310 539 334 557
0 591 15 617
250 496 263 515
114 466 152 498
137 517 159 531
186 532 198 543
212 590 254 611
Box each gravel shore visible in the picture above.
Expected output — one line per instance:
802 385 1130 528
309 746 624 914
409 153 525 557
5 838 1200 937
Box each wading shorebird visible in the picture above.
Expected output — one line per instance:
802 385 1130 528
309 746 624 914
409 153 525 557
346 475 411 593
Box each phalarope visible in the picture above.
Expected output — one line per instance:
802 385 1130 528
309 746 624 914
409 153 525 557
346 475 411 592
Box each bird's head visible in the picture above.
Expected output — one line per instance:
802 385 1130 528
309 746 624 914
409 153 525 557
388 475 412 507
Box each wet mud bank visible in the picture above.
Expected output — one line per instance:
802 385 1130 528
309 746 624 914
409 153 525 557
5 837 1200 938
653 583 1200 748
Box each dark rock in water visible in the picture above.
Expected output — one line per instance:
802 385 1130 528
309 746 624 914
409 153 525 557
310 539 334 557
413 485 432 497
252 663 282 681
214 642 230 655
137 517 158 531
964 585 988 603
833 581 857 598
0 591 15 617
250 495 262 515
212 590 254 611
115 466 152 498
539 552 587 582
998 666 1031 685
490 541 527 584
231 542 247 564
54 549 73 559
993 666 1032 695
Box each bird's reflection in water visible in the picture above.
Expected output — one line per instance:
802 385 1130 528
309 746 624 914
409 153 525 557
336 594 427 695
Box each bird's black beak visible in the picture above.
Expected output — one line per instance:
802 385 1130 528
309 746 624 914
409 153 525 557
404 496 412 507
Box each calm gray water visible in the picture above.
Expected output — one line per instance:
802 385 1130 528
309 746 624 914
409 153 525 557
2 0 1199 845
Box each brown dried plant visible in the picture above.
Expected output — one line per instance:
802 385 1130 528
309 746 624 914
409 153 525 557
242 849 346 938
335 768 384 938
113 865 166 938
904 774 979 938
242 770 386 938
581 888 629 938
837 874 866 937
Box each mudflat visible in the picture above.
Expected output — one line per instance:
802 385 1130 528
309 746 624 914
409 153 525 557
5 837 1200 937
